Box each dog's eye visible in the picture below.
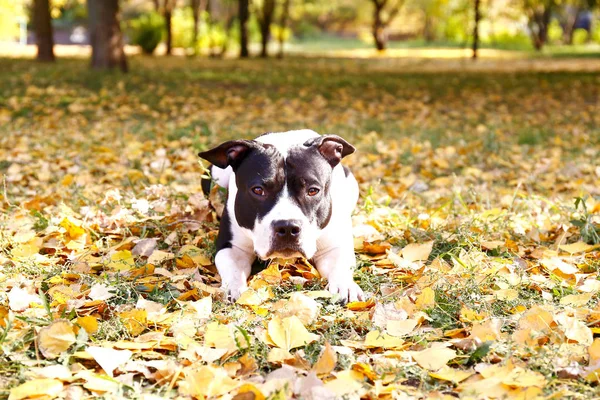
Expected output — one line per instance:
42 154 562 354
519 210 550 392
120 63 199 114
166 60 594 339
307 188 320 196
251 186 264 196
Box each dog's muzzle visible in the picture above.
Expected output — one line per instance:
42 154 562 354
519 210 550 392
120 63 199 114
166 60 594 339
266 219 305 258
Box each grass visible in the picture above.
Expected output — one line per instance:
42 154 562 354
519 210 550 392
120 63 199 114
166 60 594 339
0 55 599 398
288 35 600 57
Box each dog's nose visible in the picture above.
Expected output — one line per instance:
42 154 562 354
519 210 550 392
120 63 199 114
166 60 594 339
272 220 302 239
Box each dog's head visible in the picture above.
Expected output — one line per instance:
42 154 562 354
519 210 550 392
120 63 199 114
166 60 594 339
199 134 355 260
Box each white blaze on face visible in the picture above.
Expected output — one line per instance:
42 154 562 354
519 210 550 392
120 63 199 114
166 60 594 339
250 185 321 260
255 129 320 157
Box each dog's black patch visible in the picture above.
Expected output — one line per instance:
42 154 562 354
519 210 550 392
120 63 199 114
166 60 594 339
215 205 233 251
201 167 213 196
286 146 334 229
342 165 351 177
233 146 286 231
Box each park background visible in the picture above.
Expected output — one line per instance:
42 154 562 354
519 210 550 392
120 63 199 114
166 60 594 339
0 0 600 399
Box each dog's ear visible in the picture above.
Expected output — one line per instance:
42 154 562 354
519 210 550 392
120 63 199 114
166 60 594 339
198 140 259 169
304 135 355 167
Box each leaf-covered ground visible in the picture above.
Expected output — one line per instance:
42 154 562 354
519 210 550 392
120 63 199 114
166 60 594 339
1 56 600 399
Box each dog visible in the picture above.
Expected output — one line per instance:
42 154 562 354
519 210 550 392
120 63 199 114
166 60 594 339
198 129 364 303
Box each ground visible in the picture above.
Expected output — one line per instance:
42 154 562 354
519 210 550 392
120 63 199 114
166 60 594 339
0 55 599 399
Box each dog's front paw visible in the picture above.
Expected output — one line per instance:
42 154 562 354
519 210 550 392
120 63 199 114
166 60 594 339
328 279 364 304
221 283 248 302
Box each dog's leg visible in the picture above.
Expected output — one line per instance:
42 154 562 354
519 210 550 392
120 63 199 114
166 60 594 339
314 224 364 303
214 206 255 301
214 246 254 300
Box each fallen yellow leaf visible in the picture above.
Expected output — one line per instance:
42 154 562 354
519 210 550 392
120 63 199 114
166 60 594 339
411 343 456 370
415 287 436 310
401 241 434 262
236 287 274 306
559 293 592 307
106 250 135 271
119 309 147 336
37 319 77 359
179 366 239 397
86 346 133 377
558 242 598 254
313 342 337 375
76 316 99 334
9 378 63 400
267 315 319 352
60 216 85 239
364 330 405 349
589 338 600 365
429 365 473 383
386 319 418 337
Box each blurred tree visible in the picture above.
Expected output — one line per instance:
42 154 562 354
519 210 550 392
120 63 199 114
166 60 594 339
472 0 481 58
191 0 207 54
164 0 175 54
255 0 277 57
421 1 442 41
239 0 250 57
34 0 55 61
277 0 292 57
206 0 237 56
523 0 555 49
370 0 405 50
88 0 127 71
151 0 175 55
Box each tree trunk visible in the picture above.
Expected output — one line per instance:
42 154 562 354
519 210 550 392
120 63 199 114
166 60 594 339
239 0 249 58
88 0 127 72
563 8 581 45
277 0 291 58
218 16 236 57
191 0 200 52
372 1 386 51
164 0 173 55
529 6 552 51
472 0 480 59
34 0 55 62
423 13 434 42
259 0 276 58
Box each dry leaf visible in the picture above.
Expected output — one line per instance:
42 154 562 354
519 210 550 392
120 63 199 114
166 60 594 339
106 250 135 271
9 379 63 400
147 250 175 265
415 287 436 310
76 316 99 334
273 292 320 325
411 343 457 370
86 346 133 377
267 316 319 352
555 314 593 346
589 338 600 365
386 319 418 337
237 287 274 306
401 241 434 262
558 242 598 254
560 293 592 307
119 309 147 336
363 330 405 349
313 342 337 375
8 286 42 311
37 320 77 359
429 365 473 383
179 366 239 397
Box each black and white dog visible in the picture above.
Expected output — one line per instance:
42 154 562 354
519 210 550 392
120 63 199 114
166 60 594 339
198 129 364 303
